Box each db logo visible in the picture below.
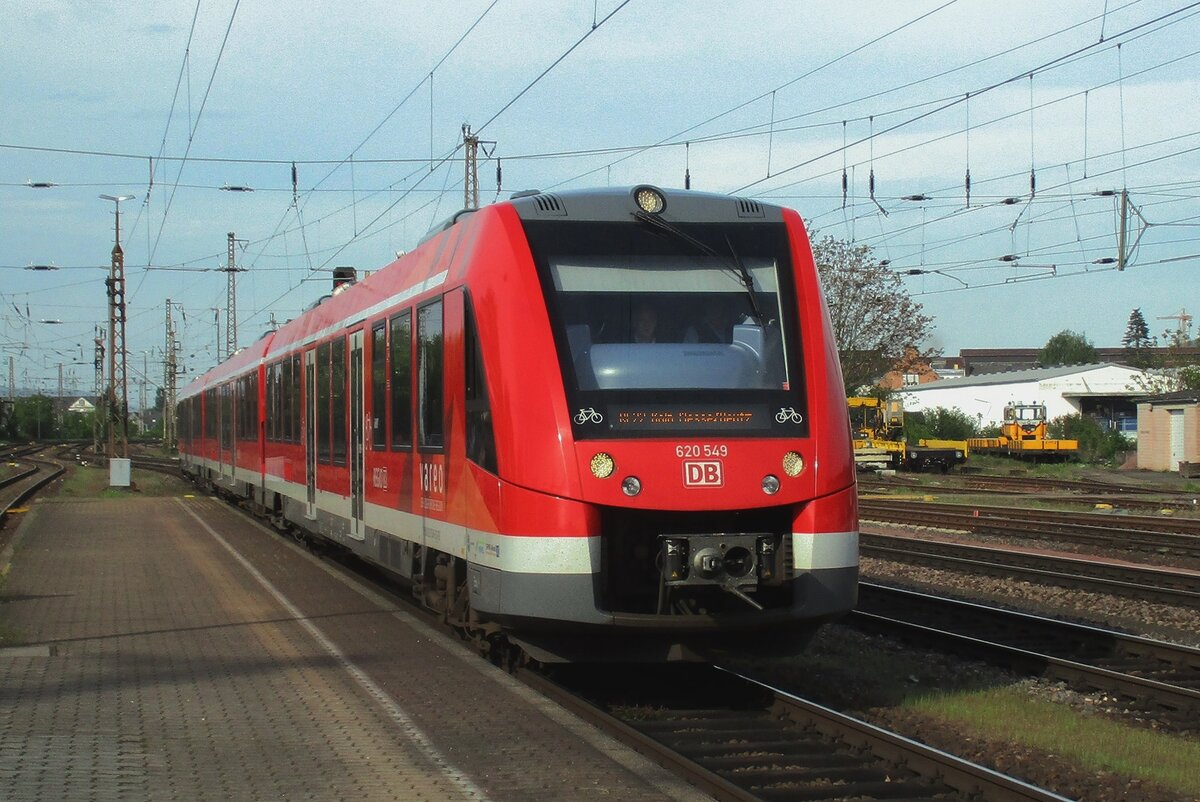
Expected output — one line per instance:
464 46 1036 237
683 460 723 487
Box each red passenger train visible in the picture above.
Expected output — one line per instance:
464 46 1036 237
177 185 858 661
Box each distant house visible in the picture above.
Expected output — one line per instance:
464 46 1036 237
897 363 1146 433
1136 391 1200 472
67 397 96 414
878 346 941 390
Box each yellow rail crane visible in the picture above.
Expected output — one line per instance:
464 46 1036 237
848 397 968 473
967 402 1078 460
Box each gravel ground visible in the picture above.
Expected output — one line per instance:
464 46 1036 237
861 554 1200 648
731 624 1195 802
728 515 1200 802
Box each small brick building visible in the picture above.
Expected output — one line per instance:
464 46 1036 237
1136 391 1200 472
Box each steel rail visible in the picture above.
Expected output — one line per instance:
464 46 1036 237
521 665 1071 802
851 582 1200 723
860 472 1198 499
0 458 64 529
859 499 1200 560
861 532 1200 608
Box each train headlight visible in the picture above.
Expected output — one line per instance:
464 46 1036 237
762 474 781 495
621 476 642 496
634 186 665 214
590 452 615 479
782 451 804 477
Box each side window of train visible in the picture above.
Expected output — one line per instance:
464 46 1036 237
249 373 260 440
268 362 279 442
371 322 387 450
464 293 498 474
290 353 301 443
390 311 412 449
331 335 347 466
317 342 331 464
220 383 232 450
417 300 444 449
204 389 214 439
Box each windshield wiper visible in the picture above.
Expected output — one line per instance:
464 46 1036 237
632 210 764 324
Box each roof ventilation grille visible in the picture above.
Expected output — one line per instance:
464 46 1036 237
736 198 765 218
534 193 567 216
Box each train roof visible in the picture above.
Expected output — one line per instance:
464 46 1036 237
177 185 795 401
506 185 788 225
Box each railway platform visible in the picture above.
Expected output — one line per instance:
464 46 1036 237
0 494 708 802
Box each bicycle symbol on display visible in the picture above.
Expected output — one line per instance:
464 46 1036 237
775 407 804 424
573 407 604 424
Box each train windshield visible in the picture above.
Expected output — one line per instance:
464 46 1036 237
524 219 808 438
547 255 788 390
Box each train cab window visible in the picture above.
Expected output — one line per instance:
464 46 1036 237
548 255 790 391
331 336 347 466
464 294 497 474
523 219 807 438
417 300 444 449
317 342 331 464
371 322 387 450
390 312 412 449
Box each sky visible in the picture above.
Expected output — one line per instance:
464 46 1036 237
3 0 1199 401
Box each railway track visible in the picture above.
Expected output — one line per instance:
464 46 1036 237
182 477 1075 801
859 473 1200 508
128 454 182 475
0 452 66 530
851 583 1200 729
861 531 1200 608
859 499 1200 563
523 664 1069 802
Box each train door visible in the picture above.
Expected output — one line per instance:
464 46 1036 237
1170 409 1185 470
416 300 446 544
305 349 317 519
349 329 365 540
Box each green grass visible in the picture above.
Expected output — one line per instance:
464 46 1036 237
56 465 190 498
907 686 1200 796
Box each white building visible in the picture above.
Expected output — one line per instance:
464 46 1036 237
897 364 1147 433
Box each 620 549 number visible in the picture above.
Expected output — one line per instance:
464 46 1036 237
675 444 728 458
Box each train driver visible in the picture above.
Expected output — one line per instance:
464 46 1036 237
684 299 731 344
631 302 658 343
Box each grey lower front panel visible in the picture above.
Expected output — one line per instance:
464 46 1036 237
469 563 858 631
470 564 612 626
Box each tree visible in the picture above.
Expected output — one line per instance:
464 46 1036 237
1121 308 1155 368
904 406 978 442
1051 414 1131 465
1038 330 1098 366
811 235 934 394
11 395 55 440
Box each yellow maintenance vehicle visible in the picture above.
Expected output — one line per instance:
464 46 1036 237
967 402 1078 460
848 397 968 473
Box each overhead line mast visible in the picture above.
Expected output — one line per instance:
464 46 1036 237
462 124 495 210
164 299 181 450
100 193 134 459
218 232 248 357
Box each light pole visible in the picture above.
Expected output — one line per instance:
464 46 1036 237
100 194 135 460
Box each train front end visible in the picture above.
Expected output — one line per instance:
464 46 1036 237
475 186 857 661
